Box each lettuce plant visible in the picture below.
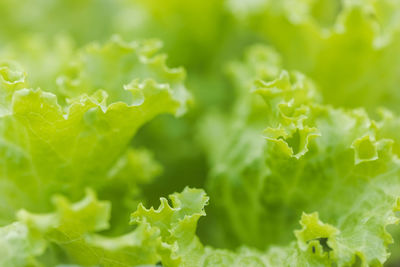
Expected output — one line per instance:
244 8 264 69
1 0 400 266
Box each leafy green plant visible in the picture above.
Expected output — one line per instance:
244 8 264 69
1 0 400 266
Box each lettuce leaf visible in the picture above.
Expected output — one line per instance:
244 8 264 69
2 171 400 267
0 188 207 266
2 0 400 266
227 0 400 111
0 37 189 226
0 222 45 267
200 44 400 266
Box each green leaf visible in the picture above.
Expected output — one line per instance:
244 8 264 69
0 222 45 267
228 0 400 111
5 187 208 267
200 48 400 265
0 37 189 226
17 190 161 266
131 187 209 267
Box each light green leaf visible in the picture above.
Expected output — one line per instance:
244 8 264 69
200 48 400 265
0 222 45 267
0 37 189 225
228 0 400 111
131 187 209 267
17 190 160 267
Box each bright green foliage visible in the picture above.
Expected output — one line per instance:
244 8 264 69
0 188 208 266
8 185 393 267
131 187 209 266
2 0 400 266
227 0 400 111
0 222 45 267
0 37 189 227
14 190 160 267
200 44 400 265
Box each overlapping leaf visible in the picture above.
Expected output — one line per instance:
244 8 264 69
200 44 400 265
228 0 400 111
0 37 189 226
